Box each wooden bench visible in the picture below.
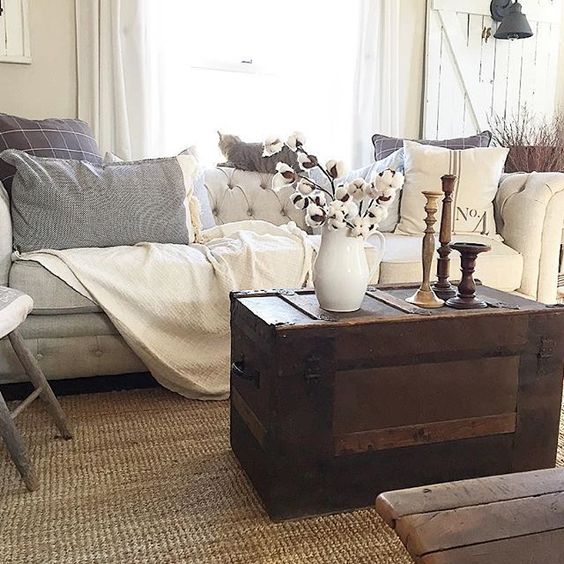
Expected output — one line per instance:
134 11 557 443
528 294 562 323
376 468 564 564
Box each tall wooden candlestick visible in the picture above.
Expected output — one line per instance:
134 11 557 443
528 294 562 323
433 174 457 300
406 191 444 309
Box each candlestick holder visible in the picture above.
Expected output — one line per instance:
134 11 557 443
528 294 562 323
446 242 491 309
432 174 457 300
406 191 444 309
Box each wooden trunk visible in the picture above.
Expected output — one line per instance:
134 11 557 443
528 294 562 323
229 285 564 521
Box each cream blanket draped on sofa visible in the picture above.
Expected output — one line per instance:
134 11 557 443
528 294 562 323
16 221 314 400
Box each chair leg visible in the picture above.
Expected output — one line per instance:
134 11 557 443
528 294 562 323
0 391 39 491
8 330 72 440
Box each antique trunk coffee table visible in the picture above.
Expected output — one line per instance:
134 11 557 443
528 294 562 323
229 285 564 521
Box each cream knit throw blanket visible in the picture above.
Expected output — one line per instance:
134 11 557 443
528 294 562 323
17 221 314 400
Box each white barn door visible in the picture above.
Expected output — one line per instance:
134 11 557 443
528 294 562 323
424 0 562 139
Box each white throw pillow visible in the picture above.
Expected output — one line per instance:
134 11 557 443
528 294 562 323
396 141 509 237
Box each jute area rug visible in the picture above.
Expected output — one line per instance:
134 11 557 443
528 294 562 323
1 389 563 564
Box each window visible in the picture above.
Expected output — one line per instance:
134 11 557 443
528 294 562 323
0 0 31 64
150 1 360 165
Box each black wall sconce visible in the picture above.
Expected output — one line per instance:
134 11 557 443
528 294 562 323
490 0 534 39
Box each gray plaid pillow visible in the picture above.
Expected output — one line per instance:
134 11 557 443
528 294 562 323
0 113 102 192
3 150 190 252
372 131 492 161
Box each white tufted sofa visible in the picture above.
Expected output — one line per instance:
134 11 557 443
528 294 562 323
0 167 562 385
203 167 564 303
204 167 310 230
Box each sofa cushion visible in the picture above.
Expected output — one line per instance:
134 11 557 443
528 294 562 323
9 260 101 315
379 233 523 291
0 113 102 192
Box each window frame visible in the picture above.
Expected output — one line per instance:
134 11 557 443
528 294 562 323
0 0 31 65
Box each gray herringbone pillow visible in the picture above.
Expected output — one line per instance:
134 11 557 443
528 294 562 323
3 150 191 252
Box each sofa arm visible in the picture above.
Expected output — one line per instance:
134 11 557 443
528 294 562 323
0 183 11 285
495 172 564 303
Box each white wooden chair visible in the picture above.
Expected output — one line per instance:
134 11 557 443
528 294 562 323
0 287 72 491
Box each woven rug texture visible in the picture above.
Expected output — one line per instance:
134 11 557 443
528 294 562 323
1 388 563 564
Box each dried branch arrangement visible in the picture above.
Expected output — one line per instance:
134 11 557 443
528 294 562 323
489 106 564 173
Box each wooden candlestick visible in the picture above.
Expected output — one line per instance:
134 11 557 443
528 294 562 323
433 174 457 300
406 191 444 309
446 242 491 309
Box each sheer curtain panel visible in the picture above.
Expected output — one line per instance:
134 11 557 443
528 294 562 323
352 0 401 167
75 0 160 159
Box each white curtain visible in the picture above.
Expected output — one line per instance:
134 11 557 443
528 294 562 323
75 0 161 159
352 0 402 167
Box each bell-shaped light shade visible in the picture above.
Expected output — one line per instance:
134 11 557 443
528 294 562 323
494 2 533 40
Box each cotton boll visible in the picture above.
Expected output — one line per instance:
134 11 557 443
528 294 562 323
297 152 317 170
328 216 347 230
366 204 388 226
335 185 351 202
297 178 315 195
350 217 373 238
346 178 368 201
305 203 327 228
276 162 294 174
377 187 398 205
378 169 395 185
326 160 347 179
263 137 284 157
272 164 297 191
343 200 359 220
310 191 327 207
390 170 404 190
328 199 347 218
291 192 310 210
286 131 306 151
272 173 286 191
273 162 297 186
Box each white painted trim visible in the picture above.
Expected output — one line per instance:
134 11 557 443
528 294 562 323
0 55 31 64
432 0 561 23
0 0 32 65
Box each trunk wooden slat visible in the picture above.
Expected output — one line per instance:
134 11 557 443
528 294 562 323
230 286 564 521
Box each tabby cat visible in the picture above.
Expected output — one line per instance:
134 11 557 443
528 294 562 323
217 132 299 174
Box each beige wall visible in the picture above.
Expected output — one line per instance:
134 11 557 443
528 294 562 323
0 0 77 119
399 0 427 138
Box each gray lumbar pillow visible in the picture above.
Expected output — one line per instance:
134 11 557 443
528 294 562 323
3 149 193 252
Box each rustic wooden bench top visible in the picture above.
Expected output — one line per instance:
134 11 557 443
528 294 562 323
376 468 564 564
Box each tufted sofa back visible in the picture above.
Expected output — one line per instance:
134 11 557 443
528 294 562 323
203 167 309 231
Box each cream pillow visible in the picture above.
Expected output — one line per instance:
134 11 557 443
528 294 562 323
396 141 509 237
